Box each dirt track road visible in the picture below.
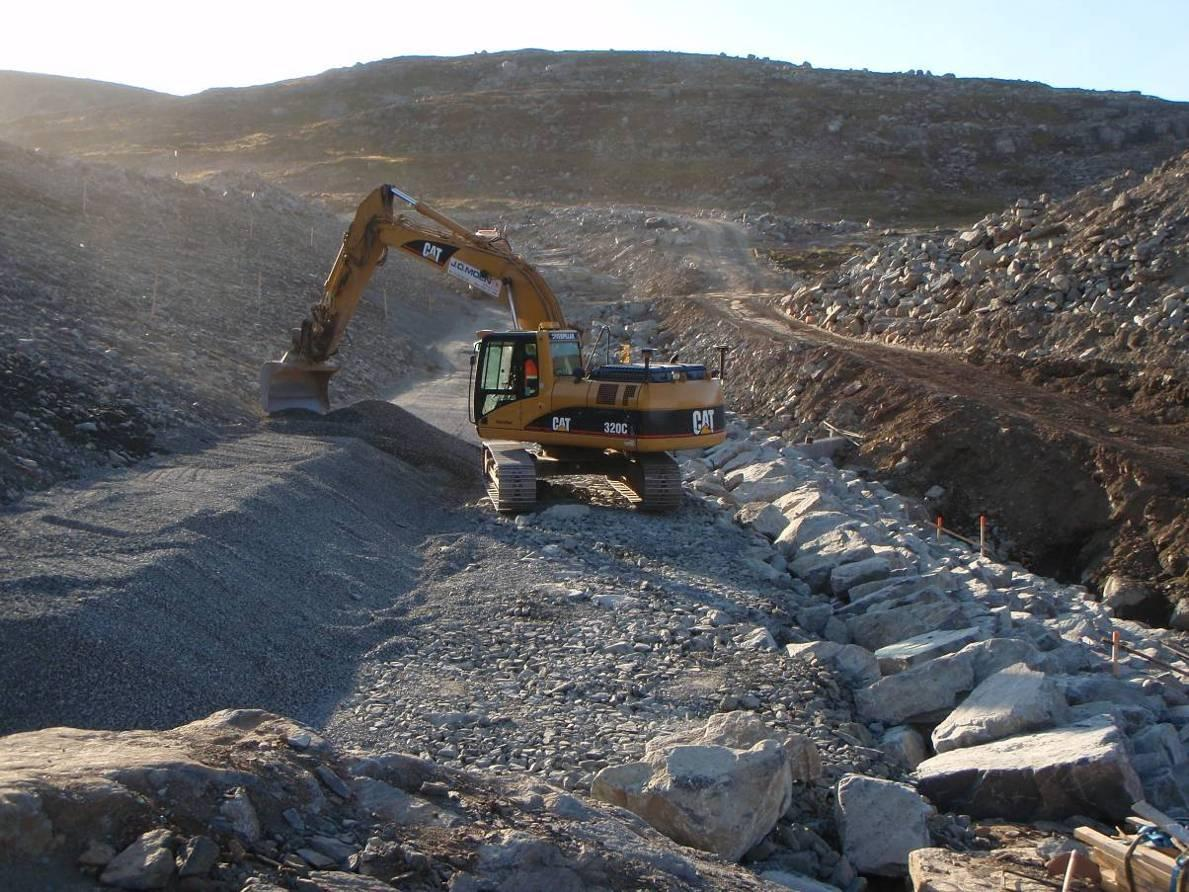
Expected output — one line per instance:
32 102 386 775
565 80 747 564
670 217 1186 599
681 217 1188 475
716 293 1189 476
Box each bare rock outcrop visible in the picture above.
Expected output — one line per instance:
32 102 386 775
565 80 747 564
0 709 774 890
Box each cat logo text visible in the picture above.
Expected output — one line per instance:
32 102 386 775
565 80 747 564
692 409 715 435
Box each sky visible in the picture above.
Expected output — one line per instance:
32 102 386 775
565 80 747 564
3 0 1187 101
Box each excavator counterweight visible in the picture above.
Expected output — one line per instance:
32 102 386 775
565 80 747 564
262 184 727 511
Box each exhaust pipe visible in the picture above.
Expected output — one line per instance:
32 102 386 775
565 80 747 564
259 354 338 414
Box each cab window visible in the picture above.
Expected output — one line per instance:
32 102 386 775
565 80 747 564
476 337 535 417
552 341 582 377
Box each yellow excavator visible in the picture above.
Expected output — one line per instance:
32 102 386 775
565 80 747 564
261 185 727 511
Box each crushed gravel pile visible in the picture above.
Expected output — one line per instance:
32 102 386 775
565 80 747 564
265 400 481 486
0 424 467 736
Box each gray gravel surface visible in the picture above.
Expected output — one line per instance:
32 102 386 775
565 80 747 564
0 403 476 734
322 493 895 816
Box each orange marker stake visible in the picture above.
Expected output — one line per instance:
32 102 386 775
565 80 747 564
1111 630 1120 676
936 515 943 542
979 515 987 557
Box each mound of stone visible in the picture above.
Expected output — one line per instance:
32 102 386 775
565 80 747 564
781 150 1189 376
0 709 773 891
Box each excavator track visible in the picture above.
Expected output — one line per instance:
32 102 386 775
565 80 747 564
608 453 683 512
483 442 537 512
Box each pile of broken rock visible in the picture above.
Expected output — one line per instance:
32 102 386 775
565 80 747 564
780 149 1189 371
685 419 1187 818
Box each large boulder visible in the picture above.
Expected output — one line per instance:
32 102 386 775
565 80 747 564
874 627 982 675
847 597 967 651
773 485 839 520
914 717 1144 821
931 663 1070 753
829 557 891 597
789 529 876 590
785 641 880 688
838 573 949 616
835 774 933 877
734 476 800 505
99 829 176 890
724 459 791 491
879 726 929 770
775 511 852 553
735 502 789 541
855 650 974 725
591 713 794 861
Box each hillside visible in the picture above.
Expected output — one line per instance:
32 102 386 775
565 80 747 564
0 70 161 122
0 142 476 504
3 48 1189 892
2 51 1188 221
780 150 1189 391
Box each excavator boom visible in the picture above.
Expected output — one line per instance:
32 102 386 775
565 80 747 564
261 185 564 413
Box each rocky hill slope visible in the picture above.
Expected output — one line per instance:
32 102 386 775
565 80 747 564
0 141 472 504
3 51 1189 221
780 149 1189 391
2 407 1187 890
0 70 160 122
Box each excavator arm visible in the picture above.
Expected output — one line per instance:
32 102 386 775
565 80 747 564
262 185 565 413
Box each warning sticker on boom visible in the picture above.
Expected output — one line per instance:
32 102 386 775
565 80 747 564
447 257 502 297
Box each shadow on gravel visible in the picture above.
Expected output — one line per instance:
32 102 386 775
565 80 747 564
0 401 481 736
263 399 482 490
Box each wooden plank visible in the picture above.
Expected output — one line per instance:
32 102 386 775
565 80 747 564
1075 827 1178 892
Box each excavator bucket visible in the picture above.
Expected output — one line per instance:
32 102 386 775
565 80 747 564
259 357 338 414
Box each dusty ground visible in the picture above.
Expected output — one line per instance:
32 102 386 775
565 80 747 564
494 203 1187 621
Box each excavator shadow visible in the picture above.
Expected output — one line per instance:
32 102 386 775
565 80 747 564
263 399 482 499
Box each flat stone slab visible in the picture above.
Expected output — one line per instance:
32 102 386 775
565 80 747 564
855 650 973 725
931 663 1070 753
874 627 982 675
847 598 967 651
914 717 1143 822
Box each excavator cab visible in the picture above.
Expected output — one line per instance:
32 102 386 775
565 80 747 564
473 333 539 421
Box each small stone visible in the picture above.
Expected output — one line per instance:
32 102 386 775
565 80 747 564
309 834 356 863
297 847 337 869
219 787 261 842
315 764 352 798
77 840 117 867
176 835 219 878
100 829 176 890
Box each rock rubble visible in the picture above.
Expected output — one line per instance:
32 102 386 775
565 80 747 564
780 150 1189 379
681 415 1188 833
